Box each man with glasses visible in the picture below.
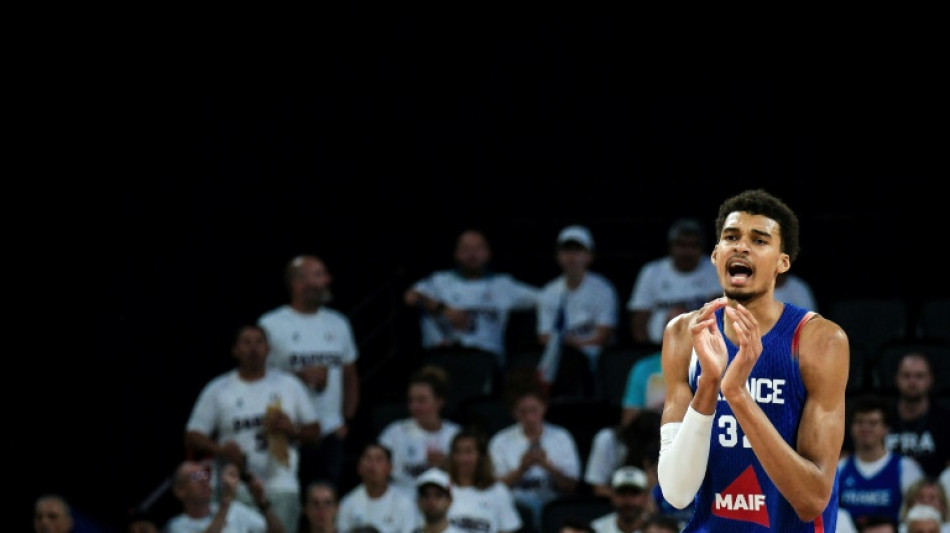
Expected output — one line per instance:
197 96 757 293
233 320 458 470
165 459 285 533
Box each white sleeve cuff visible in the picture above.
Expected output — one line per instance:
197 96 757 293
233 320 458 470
657 405 714 509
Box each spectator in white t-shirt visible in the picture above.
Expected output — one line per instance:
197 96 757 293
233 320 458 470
413 467 468 533
590 466 651 533
536 224 619 399
378 365 462 499
258 254 361 493
404 228 540 369
625 218 720 347
489 369 581 528
446 429 523 533
337 443 417 533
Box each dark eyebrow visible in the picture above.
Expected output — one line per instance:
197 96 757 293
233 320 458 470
722 226 772 239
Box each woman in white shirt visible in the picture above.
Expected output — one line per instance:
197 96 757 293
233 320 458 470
379 365 462 499
446 429 523 533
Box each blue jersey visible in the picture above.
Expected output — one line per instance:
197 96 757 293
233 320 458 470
652 482 696 528
684 303 839 532
838 453 903 524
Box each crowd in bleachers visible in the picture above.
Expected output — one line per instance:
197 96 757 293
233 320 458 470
36 220 950 533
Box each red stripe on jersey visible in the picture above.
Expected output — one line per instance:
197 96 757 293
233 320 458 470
792 311 817 359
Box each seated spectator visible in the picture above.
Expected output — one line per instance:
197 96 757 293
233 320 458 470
535 224 618 399
489 369 581 528
300 481 340 533
378 365 462 499
625 217 720 347
839 396 925 526
590 466 651 533
584 411 661 498
413 467 466 533
404 228 539 369
903 505 943 533
165 459 283 533
899 478 950 533
886 351 950 479
619 350 663 428
446 429 522 533
33 494 73 533
337 443 417 533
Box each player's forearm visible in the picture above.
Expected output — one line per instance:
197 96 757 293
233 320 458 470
725 390 831 520
690 373 720 415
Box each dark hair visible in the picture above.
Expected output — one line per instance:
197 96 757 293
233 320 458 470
449 429 495 489
409 364 450 400
360 441 393 462
233 323 267 343
848 394 891 427
502 367 549 410
714 189 801 263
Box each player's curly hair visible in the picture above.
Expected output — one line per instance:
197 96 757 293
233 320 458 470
714 189 801 264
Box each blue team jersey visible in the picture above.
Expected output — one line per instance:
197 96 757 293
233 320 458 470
838 452 903 524
684 303 839 532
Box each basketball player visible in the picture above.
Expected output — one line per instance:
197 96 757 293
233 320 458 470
656 189 850 531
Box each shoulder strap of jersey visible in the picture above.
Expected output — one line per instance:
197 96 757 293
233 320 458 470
791 310 817 358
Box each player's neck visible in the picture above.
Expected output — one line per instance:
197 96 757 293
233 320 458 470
723 294 784 338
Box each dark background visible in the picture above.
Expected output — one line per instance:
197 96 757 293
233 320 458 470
27 19 942 531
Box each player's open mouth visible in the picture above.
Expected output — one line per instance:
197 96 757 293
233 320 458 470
727 260 753 284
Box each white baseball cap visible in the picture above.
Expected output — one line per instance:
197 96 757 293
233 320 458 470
906 504 942 524
416 467 452 496
557 225 594 251
611 466 648 491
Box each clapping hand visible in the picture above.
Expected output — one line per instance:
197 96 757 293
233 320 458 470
720 303 763 398
690 297 730 381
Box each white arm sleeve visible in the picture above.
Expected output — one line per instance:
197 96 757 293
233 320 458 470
657 405 714 509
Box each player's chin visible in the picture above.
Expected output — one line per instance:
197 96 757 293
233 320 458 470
723 288 757 303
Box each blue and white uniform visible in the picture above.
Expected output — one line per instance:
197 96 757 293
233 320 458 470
684 303 838 532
